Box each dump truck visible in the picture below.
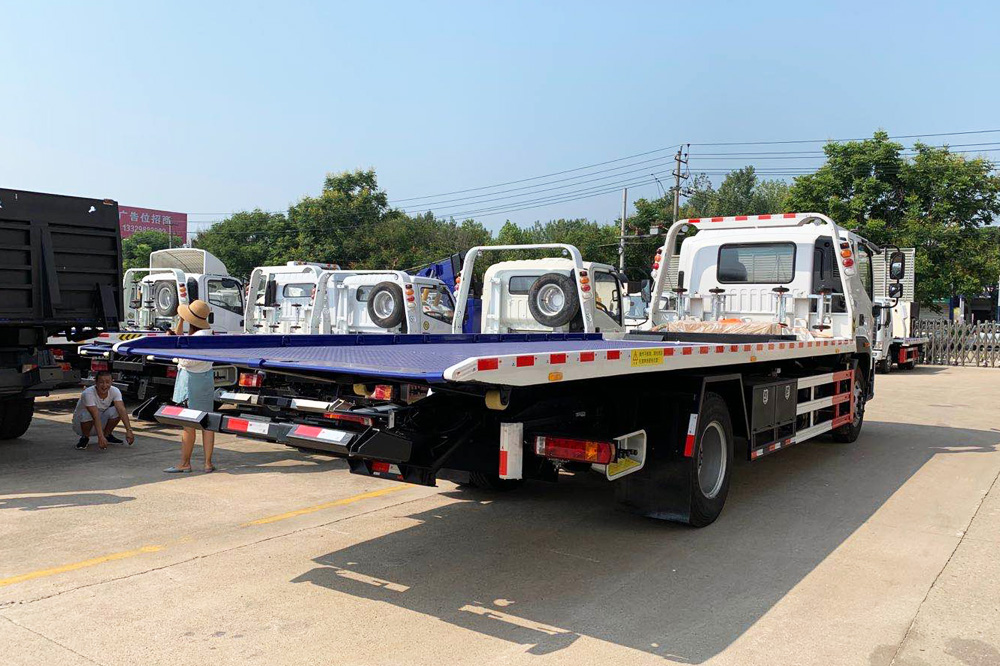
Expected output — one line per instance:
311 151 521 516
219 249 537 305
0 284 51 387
119 213 902 526
0 188 121 439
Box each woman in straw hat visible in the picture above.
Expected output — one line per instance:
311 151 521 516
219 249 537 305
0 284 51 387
164 299 218 473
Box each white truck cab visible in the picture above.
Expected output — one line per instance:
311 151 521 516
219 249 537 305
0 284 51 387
646 213 879 344
452 244 626 335
123 248 244 334
244 263 455 335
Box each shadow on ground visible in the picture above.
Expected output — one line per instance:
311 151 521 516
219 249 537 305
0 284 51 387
291 421 999 663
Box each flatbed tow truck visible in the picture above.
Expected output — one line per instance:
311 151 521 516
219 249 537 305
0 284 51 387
119 213 902 526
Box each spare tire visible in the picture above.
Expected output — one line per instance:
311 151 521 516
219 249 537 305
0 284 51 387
367 282 406 330
528 273 580 328
154 282 179 317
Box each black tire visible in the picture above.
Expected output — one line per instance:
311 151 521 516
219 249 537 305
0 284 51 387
154 282 179 317
468 471 524 492
527 273 580 328
689 393 734 527
832 369 867 443
876 357 891 374
0 397 35 440
367 282 406 330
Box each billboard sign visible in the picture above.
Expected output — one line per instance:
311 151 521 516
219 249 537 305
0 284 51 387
118 205 188 242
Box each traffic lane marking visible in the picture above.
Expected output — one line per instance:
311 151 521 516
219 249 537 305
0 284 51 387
0 545 164 588
242 486 407 526
0 485 408 589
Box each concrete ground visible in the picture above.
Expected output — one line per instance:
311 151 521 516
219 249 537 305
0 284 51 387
1 365 998 666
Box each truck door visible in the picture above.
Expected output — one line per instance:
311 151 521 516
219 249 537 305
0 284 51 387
811 239 847 313
205 277 245 332
592 270 624 332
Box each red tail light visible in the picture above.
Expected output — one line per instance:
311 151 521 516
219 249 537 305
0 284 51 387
166 367 178 378
534 436 614 464
323 411 374 427
239 372 263 388
90 360 109 372
371 384 393 401
51 349 65 360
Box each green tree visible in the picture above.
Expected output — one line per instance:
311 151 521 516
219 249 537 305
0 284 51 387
786 131 1000 303
192 210 293 280
122 230 184 271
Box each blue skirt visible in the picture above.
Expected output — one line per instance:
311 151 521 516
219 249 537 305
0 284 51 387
172 368 215 412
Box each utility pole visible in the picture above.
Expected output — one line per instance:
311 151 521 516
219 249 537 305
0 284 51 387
671 144 689 223
619 187 628 271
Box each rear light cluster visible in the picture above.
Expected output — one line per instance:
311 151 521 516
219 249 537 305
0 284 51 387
405 284 415 303
579 269 591 294
239 372 264 388
535 436 614 465
166 367 178 379
652 247 663 270
323 411 373 427
178 284 187 300
453 274 462 298
91 360 109 372
371 384 393 401
840 242 855 268
51 348 65 360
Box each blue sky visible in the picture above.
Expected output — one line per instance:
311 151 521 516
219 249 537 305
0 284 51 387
2 1 999 237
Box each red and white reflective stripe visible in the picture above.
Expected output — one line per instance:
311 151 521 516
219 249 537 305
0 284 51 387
683 413 698 457
371 461 402 478
683 212 807 229
224 417 269 435
751 437 793 460
291 424 351 444
159 405 203 420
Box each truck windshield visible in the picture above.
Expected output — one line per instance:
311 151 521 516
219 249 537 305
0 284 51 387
420 285 455 324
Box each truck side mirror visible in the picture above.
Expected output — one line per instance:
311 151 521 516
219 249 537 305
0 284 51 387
889 251 905 281
872 304 881 319
208 311 215 324
888 282 903 298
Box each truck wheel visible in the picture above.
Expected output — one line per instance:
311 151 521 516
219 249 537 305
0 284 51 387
528 273 580 328
154 282 179 316
876 357 891 374
689 393 734 527
367 282 406 330
832 371 867 443
0 398 35 440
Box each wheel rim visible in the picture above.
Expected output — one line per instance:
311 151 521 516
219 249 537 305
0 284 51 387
697 421 727 499
157 288 172 310
536 284 566 317
372 291 396 319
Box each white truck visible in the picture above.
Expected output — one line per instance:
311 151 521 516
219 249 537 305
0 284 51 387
243 262 456 335
452 245 626 335
79 248 245 400
873 298 926 373
124 212 903 527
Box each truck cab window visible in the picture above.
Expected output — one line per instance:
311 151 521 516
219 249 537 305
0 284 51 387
856 245 873 300
207 278 244 314
593 271 622 324
420 285 455 324
811 239 847 313
717 243 795 283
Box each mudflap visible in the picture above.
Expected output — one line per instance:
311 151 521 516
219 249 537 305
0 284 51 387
615 454 692 523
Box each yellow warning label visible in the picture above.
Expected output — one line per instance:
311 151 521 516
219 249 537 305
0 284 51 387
630 348 664 367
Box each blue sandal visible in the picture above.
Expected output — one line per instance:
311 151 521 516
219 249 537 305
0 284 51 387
163 466 192 473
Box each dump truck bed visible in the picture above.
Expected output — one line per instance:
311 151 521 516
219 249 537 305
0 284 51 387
116 332 856 387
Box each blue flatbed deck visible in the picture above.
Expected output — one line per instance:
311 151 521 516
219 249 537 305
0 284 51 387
116 333 677 383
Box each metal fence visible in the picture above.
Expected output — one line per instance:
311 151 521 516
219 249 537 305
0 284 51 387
913 320 1000 367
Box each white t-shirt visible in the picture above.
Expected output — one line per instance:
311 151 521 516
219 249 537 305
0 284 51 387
176 328 214 374
73 385 123 425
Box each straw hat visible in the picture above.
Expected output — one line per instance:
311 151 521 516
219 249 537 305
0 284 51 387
177 299 211 330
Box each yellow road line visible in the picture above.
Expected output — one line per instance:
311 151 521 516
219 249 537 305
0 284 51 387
0 545 164 588
243 486 407 526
